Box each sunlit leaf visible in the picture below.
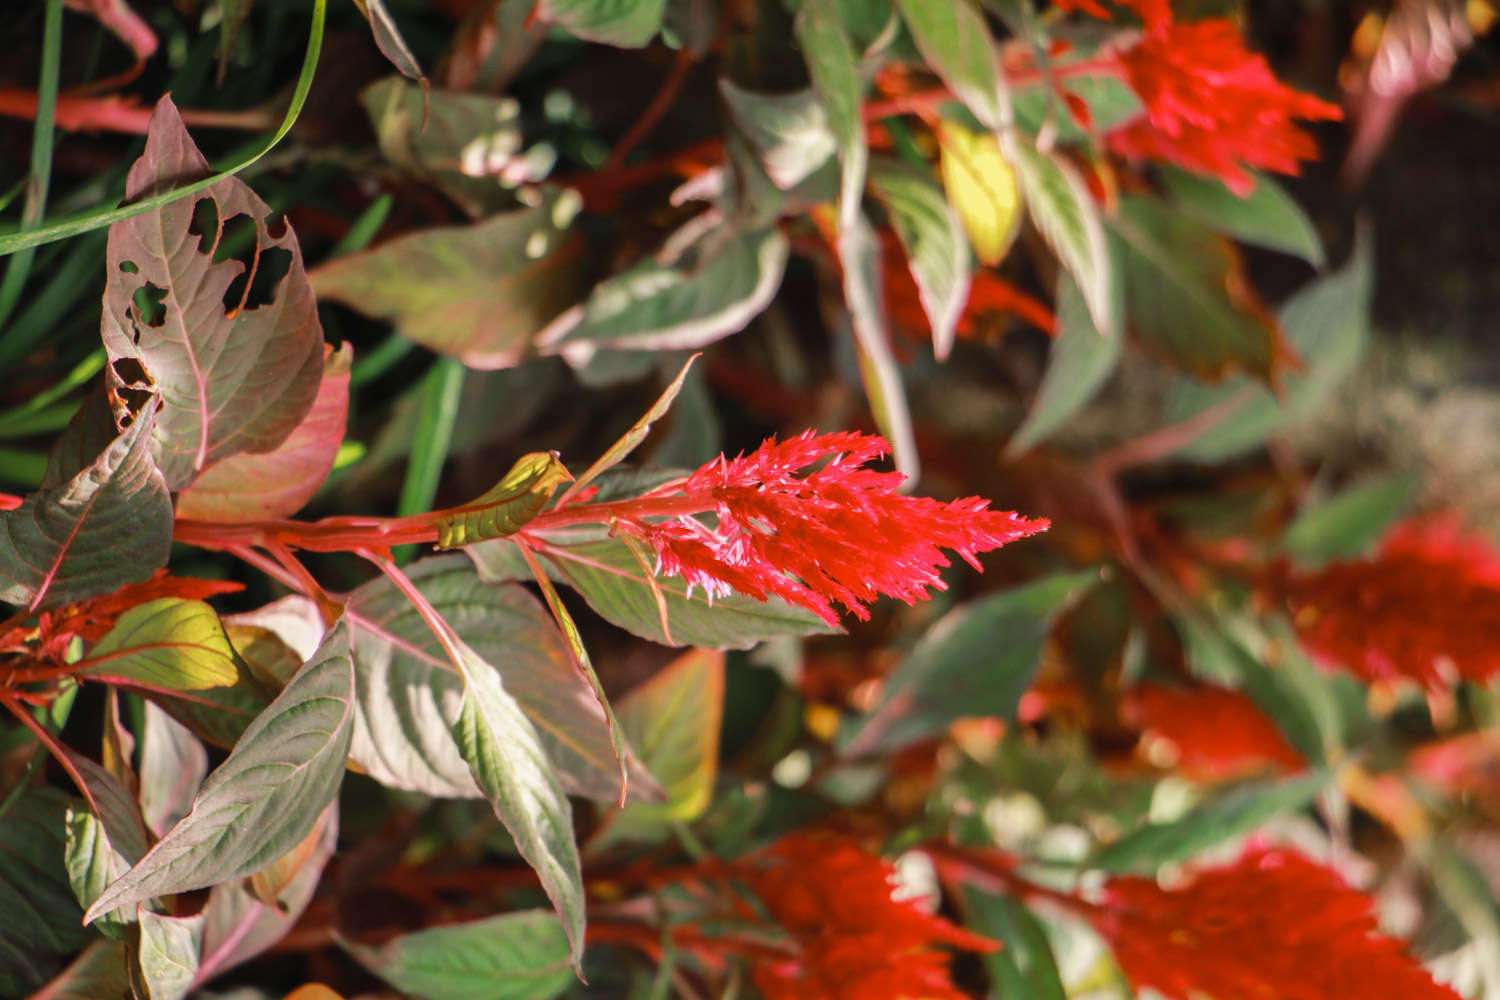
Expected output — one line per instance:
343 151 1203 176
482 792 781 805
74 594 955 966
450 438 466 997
871 158 972 360
343 910 572 1000
76 598 243 692
84 622 354 924
435 451 571 548
101 97 324 491
311 190 582 369
451 639 585 967
937 120 1022 266
0 405 171 611
175 343 351 522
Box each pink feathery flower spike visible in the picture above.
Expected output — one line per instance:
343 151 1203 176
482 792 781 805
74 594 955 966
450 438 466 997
612 431 1048 625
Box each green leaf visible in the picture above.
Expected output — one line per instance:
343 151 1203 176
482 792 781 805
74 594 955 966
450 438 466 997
0 790 91 995
436 452 572 548
343 910 573 1000
599 649 725 846
26 939 131 1000
895 0 1009 130
1112 194 1280 382
795 0 866 231
131 910 203 1000
84 622 355 924
63 755 151 939
870 157 972 361
0 405 171 612
452 640 585 967
963 890 1067 1000
1281 471 1417 566
1007 267 1123 454
345 555 651 803
541 536 837 648
310 190 582 369
1011 73 1141 144
550 227 788 353
1163 232 1373 461
175 343 351 522
1159 166 1324 267
1090 771 1328 874
77 599 244 692
195 804 337 986
1007 138 1113 337
101 97 325 492
719 82 838 190
538 0 665 47
841 570 1099 756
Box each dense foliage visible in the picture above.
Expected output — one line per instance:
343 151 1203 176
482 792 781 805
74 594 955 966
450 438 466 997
1 0 1497 998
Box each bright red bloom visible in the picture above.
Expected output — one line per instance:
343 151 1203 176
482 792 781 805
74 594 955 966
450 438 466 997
1279 517 1500 690
1107 19 1342 195
620 431 1047 625
1122 682 1305 781
734 833 996 1000
1092 847 1462 1000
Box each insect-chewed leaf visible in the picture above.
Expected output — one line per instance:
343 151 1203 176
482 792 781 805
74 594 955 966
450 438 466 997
83 621 354 925
76 598 244 692
938 120 1022 267
435 451 571 548
0 404 171 612
100 96 324 492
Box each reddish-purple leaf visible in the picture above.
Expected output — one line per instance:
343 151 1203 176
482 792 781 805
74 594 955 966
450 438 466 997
175 343 351 522
101 96 323 491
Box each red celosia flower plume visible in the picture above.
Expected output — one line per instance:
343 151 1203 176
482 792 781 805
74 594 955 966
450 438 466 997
733 833 996 1000
1090 847 1462 1000
614 431 1047 625
1106 19 1343 194
1122 682 1306 781
1278 516 1500 690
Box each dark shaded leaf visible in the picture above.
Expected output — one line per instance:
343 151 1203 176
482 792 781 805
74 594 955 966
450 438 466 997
841 570 1098 756
1160 166 1324 266
355 0 426 82
343 910 572 1000
963 889 1067 1000
100 97 323 491
26 939 131 1000
0 405 170 612
0 790 91 996
84 622 354 923
137 701 208 838
311 191 582 369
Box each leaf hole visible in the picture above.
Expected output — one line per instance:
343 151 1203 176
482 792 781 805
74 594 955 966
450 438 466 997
221 246 292 316
264 212 288 240
187 197 220 256
118 260 139 275
132 281 168 329
111 357 151 388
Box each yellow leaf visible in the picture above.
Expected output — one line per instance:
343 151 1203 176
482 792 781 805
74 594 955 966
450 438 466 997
435 451 572 548
937 119 1022 265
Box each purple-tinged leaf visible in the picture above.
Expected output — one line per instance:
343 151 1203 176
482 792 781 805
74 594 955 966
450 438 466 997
0 405 170 612
101 96 323 491
353 0 426 82
84 621 354 924
138 701 208 838
175 343 351 521
27 939 131 1000
538 0 665 47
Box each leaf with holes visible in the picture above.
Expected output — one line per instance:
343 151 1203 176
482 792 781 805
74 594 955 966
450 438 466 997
0 405 171 612
436 451 571 548
310 191 581 369
100 96 323 492
343 910 573 1000
83 621 354 924
345 555 656 803
175 343 350 522
451 638 585 967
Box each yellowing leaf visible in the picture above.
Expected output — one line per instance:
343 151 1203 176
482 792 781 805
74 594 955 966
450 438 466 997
435 451 571 548
937 120 1022 265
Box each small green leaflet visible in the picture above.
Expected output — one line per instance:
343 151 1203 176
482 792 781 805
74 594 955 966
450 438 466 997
343 910 573 1000
435 451 571 548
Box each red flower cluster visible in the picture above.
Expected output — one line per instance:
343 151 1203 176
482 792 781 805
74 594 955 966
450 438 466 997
733 834 996 1000
1279 517 1500 691
1121 683 1305 781
619 431 1047 625
1091 847 1462 1000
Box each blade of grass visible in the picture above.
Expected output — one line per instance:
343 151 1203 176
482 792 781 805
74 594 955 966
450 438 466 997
331 192 394 257
0 349 104 437
0 0 63 328
0 0 327 258
0 230 106 368
350 333 416 388
394 356 467 564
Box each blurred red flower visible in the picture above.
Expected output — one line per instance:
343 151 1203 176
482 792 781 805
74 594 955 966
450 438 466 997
620 431 1047 625
735 833 996 1000
1122 683 1305 781
1280 517 1500 690
1092 847 1462 1000
1107 19 1342 194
